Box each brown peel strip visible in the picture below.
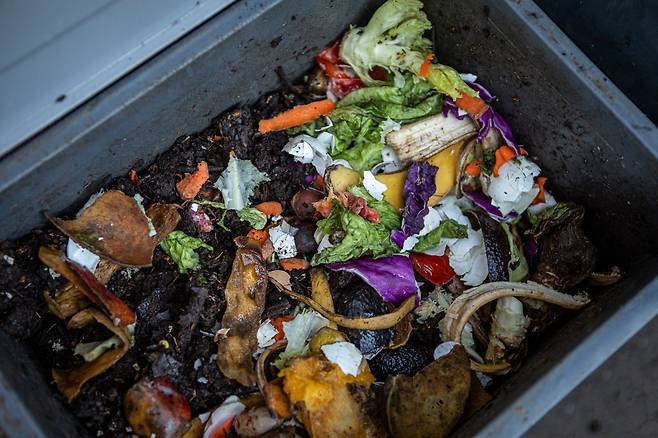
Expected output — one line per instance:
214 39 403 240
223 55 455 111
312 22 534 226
256 341 293 419
216 242 268 387
442 281 589 373
52 308 130 401
310 268 336 330
46 190 179 267
455 138 476 198
269 272 415 330
39 247 136 326
45 259 119 320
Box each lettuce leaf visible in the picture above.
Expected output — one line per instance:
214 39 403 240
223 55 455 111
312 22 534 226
159 231 213 273
413 219 468 252
339 0 474 99
312 201 400 265
236 207 267 230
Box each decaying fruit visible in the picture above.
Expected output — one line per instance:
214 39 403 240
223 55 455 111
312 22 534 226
123 377 192 438
384 345 471 438
279 354 386 438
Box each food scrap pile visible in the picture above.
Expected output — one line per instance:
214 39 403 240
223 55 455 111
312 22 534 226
0 1 621 437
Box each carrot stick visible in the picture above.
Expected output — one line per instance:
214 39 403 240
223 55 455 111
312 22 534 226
455 92 488 117
493 145 517 177
258 99 335 133
465 159 481 177
532 177 547 205
280 258 310 272
176 161 209 201
255 201 283 217
418 52 435 78
247 228 269 245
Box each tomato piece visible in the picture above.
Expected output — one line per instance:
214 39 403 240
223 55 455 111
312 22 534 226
369 66 388 81
315 41 364 98
410 252 455 285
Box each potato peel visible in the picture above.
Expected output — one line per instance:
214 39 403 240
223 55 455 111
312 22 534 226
52 308 131 401
216 239 268 386
269 271 415 330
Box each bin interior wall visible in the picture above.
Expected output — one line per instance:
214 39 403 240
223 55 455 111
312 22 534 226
0 0 656 436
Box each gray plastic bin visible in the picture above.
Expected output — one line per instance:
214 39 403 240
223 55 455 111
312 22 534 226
0 0 656 437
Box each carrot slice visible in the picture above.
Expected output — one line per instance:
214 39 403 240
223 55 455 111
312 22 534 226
247 228 269 245
255 201 283 217
419 52 435 78
465 159 481 177
280 258 310 272
258 99 336 133
493 145 517 177
176 161 209 201
532 177 547 204
455 92 488 117
271 315 295 341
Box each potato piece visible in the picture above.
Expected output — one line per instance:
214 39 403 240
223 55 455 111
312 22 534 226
374 171 406 210
426 142 462 206
279 355 386 438
374 142 462 210
384 345 471 438
325 165 362 193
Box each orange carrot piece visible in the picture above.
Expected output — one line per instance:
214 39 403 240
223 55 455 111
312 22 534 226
271 315 295 341
532 176 548 205
465 159 482 177
128 169 138 185
280 258 310 272
258 99 336 133
519 147 529 156
419 52 435 78
255 201 283 217
247 228 269 245
455 92 488 117
176 161 209 201
493 145 517 177
207 417 235 438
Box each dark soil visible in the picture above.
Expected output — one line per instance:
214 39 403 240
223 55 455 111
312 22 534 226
0 87 333 436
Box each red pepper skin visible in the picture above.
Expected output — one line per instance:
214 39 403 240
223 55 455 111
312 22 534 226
410 252 455 285
315 41 363 99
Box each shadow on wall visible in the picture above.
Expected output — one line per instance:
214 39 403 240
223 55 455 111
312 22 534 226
536 0 658 124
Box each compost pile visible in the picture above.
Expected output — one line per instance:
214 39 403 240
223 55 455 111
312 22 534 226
0 1 620 437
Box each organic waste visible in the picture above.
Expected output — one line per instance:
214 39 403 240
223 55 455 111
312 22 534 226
0 0 620 437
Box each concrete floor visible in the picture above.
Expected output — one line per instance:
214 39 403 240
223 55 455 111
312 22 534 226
527 316 658 437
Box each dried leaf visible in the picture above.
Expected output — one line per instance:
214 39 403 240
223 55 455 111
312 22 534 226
46 190 180 267
384 345 471 438
52 308 130 401
124 377 192 438
217 240 268 386
44 259 119 320
39 247 136 326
